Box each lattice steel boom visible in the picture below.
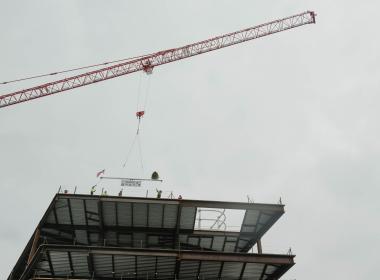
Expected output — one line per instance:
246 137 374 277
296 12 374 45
0 11 315 108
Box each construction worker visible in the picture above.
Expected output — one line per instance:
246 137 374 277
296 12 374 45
156 189 162 199
90 185 96 195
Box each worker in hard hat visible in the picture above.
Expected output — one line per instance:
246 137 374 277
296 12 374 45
90 185 96 195
156 189 162 198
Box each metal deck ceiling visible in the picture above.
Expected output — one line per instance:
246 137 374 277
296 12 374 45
22 245 294 280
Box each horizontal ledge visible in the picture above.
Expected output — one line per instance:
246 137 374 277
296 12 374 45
55 193 285 212
42 223 259 236
40 244 295 265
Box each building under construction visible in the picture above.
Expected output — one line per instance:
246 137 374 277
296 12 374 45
8 193 294 280
2 9 317 280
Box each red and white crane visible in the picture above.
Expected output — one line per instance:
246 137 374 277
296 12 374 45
0 11 315 108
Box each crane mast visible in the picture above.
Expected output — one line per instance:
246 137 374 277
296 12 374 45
0 11 315 108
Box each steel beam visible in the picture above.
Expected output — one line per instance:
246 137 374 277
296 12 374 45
39 244 294 265
55 194 285 212
27 229 40 265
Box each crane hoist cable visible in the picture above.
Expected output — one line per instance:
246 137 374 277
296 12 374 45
122 134 137 168
122 72 153 174
137 133 145 176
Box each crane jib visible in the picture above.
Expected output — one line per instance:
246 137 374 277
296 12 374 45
0 11 316 109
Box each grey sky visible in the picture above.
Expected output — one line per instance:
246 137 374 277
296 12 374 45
1 0 379 279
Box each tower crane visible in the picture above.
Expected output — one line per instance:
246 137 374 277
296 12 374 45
0 11 315 108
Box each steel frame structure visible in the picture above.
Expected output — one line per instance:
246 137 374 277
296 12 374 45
0 11 315 108
8 194 287 280
19 244 295 280
38 194 284 252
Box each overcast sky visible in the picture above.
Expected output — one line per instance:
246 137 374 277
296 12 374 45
1 0 379 279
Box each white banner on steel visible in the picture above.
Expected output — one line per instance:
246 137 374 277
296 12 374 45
121 179 141 187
